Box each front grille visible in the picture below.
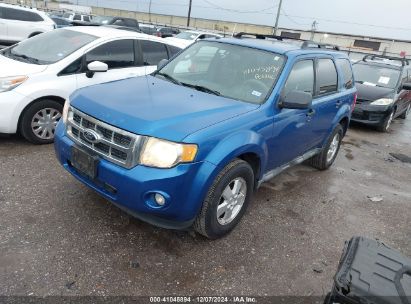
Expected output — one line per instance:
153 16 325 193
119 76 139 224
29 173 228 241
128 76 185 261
66 107 144 168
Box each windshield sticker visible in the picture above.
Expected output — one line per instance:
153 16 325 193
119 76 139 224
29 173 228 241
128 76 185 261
274 56 280 61
363 82 377 87
378 76 390 85
252 90 262 97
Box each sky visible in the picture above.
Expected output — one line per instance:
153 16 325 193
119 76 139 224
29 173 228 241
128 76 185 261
67 0 411 41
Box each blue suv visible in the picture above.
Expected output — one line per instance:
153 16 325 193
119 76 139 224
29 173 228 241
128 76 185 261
54 33 357 239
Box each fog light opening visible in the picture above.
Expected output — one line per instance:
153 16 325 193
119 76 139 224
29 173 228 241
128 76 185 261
154 193 166 206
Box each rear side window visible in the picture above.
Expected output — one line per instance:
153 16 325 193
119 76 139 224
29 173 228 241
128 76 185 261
73 14 81 21
337 59 354 89
2 7 43 22
283 60 315 96
140 40 169 66
86 40 135 69
83 15 90 22
317 59 338 95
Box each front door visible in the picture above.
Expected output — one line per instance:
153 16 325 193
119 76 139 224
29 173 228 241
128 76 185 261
269 58 316 169
76 39 146 90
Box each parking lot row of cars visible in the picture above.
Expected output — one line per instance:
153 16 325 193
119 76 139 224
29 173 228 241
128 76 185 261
0 3 410 239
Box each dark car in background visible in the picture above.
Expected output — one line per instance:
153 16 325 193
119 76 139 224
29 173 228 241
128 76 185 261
352 55 411 132
93 16 139 30
139 24 158 35
155 26 180 38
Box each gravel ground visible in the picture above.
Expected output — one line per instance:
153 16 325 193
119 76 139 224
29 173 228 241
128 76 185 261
0 118 410 297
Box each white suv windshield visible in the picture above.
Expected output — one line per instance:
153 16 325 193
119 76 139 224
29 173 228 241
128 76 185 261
157 41 285 104
2 29 96 65
175 32 199 40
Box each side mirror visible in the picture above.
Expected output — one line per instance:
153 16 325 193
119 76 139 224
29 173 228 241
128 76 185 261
86 61 108 78
279 90 313 109
157 59 168 71
402 82 411 91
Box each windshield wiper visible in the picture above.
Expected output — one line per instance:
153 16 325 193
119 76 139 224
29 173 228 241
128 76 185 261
10 52 41 64
181 82 221 96
155 72 182 85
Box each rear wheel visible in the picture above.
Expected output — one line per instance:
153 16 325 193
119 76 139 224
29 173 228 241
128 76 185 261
194 159 254 239
399 104 410 119
309 124 344 170
20 99 63 144
377 110 394 132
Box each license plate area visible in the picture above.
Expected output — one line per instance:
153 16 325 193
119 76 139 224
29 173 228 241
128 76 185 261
71 146 99 179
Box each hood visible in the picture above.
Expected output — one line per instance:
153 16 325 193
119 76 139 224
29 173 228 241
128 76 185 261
356 83 395 101
70 76 259 142
0 54 48 77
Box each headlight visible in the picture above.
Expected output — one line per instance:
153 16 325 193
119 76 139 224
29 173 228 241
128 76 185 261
140 137 198 168
370 98 394 106
62 100 70 124
0 76 28 93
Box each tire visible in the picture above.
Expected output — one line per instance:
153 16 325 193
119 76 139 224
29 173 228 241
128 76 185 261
194 159 254 239
309 124 344 171
376 110 394 132
20 99 63 145
399 104 410 119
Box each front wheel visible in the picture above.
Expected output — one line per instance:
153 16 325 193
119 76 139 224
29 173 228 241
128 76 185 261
194 159 254 239
309 124 344 170
20 99 63 144
377 111 394 132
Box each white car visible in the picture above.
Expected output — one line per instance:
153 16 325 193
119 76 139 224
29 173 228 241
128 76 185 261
62 12 92 23
0 26 185 144
166 30 222 47
0 3 56 44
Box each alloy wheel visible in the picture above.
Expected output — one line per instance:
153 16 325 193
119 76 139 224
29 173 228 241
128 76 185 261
217 177 247 225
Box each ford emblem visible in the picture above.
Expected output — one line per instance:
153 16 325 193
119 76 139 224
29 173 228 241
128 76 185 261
83 129 101 143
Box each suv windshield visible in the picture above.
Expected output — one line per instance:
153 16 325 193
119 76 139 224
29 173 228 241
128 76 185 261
175 31 199 40
157 41 285 104
2 29 96 65
353 63 401 89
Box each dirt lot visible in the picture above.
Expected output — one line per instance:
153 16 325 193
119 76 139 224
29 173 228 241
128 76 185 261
0 118 410 297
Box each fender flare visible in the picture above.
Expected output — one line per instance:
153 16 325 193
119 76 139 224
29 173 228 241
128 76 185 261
204 130 269 181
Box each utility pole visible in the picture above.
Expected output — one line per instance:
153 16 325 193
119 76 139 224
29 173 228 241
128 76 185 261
273 0 283 35
310 20 318 40
187 0 192 27
149 0 152 23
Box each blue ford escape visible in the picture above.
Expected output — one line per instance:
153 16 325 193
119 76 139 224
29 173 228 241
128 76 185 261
54 33 357 239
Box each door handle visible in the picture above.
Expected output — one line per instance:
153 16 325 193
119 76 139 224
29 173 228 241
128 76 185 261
306 109 316 117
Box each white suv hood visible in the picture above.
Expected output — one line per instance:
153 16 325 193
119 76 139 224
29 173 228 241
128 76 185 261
0 54 48 77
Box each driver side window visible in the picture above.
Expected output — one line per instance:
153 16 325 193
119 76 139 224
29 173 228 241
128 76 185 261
85 40 135 69
283 60 314 96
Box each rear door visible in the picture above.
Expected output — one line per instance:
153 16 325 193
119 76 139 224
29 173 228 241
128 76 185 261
2 7 40 41
0 7 7 41
308 57 344 147
76 39 145 90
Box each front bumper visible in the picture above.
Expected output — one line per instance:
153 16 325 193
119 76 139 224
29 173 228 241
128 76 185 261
54 122 217 230
351 103 393 125
0 90 30 134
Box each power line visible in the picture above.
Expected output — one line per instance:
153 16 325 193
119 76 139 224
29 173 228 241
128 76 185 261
201 0 277 14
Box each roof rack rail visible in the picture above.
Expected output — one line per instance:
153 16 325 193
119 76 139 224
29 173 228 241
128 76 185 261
233 32 340 51
363 54 409 66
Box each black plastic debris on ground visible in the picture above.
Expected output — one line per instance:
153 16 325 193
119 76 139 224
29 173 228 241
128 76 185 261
390 153 411 164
